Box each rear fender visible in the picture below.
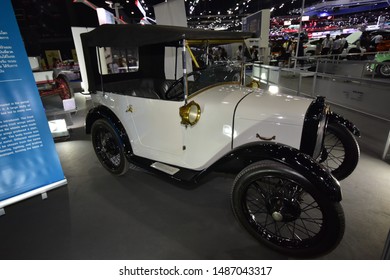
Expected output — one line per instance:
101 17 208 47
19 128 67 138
329 112 360 137
205 142 342 202
86 105 133 157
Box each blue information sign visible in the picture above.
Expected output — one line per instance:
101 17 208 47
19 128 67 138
0 0 66 211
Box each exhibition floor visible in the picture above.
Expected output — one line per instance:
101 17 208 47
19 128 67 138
0 104 389 260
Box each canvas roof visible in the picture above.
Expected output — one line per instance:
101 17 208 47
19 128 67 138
81 24 255 47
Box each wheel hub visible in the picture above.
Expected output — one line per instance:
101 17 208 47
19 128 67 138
380 65 390 76
102 134 118 155
318 147 328 163
267 196 301 222
271 211 283 222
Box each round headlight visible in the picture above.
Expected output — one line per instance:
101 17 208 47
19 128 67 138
179 100 201 126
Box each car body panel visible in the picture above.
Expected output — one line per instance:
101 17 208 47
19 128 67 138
304 39 320 55
93 91 186 164
377 40 390 52
92 82 311 171
233 89 311 150
367 52 390 76
374 52 390 63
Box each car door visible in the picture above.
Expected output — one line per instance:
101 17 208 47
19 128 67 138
121 96 187 165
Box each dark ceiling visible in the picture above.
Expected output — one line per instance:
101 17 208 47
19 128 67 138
10 0 388 57
86 0 309 21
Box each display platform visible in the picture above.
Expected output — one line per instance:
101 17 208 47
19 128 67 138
41 92 91 140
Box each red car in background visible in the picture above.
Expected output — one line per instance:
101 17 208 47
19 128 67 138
29 57 73 100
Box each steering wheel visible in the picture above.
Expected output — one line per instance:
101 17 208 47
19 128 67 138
164 77 184 100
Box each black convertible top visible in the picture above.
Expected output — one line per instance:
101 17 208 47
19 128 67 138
81 24 255 47
81 24 255 92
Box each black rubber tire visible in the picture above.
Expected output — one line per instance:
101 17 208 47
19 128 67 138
231 160 345 258
321 122 360 180
346 49 361 60
376 62 390 78
91 119 129 176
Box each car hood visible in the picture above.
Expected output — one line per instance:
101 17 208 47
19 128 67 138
233 87 312 126
346 31 362 44
196 84 313 151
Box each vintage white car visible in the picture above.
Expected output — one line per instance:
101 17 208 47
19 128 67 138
81 24 360 257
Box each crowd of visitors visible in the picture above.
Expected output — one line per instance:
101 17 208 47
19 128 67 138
271 28 388 67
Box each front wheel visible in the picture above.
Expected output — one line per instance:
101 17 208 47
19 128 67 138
91 119 129 175
231 161 345 257
320 122 360 180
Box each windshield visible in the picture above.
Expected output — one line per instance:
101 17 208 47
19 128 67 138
188 62 242 95
165 62 242 100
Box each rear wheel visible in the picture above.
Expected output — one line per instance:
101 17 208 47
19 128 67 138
346 49 361 60
91 119 129 175
320 122 360 180
377 62 390 77
231 161 345 257
56 76 73 100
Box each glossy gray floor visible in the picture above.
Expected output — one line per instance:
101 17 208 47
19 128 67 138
0 123 389 260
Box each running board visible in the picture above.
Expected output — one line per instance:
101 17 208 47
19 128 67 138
151 162 180 175
127 155 203 182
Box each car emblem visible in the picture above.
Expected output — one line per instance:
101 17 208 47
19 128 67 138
126 105 133 113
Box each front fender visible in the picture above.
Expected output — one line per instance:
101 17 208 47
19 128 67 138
329 112 360 137
205 142 342 202
86 105 133 157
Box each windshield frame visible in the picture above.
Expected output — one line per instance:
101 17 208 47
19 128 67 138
180 39 249 102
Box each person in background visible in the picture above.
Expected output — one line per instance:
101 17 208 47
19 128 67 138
331 35 342 55
321 34 333 55
297 39 305 67
219 47 227 60
315 38 323 55
52 57 61 68
284 39 293 66
236 45 243 61
118 57 127 73
339 34 347 52
359 31 371 50
371 33 383 51
251 47 259 61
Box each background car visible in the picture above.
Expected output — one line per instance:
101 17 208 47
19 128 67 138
341 31 364 58
376 40 390 52
370 52 390 77
29 56 73 100
303 32 368 59
303 38 321 56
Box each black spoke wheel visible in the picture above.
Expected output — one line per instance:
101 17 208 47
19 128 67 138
231 161 345 257
320 122 360 180
91 119 129 175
